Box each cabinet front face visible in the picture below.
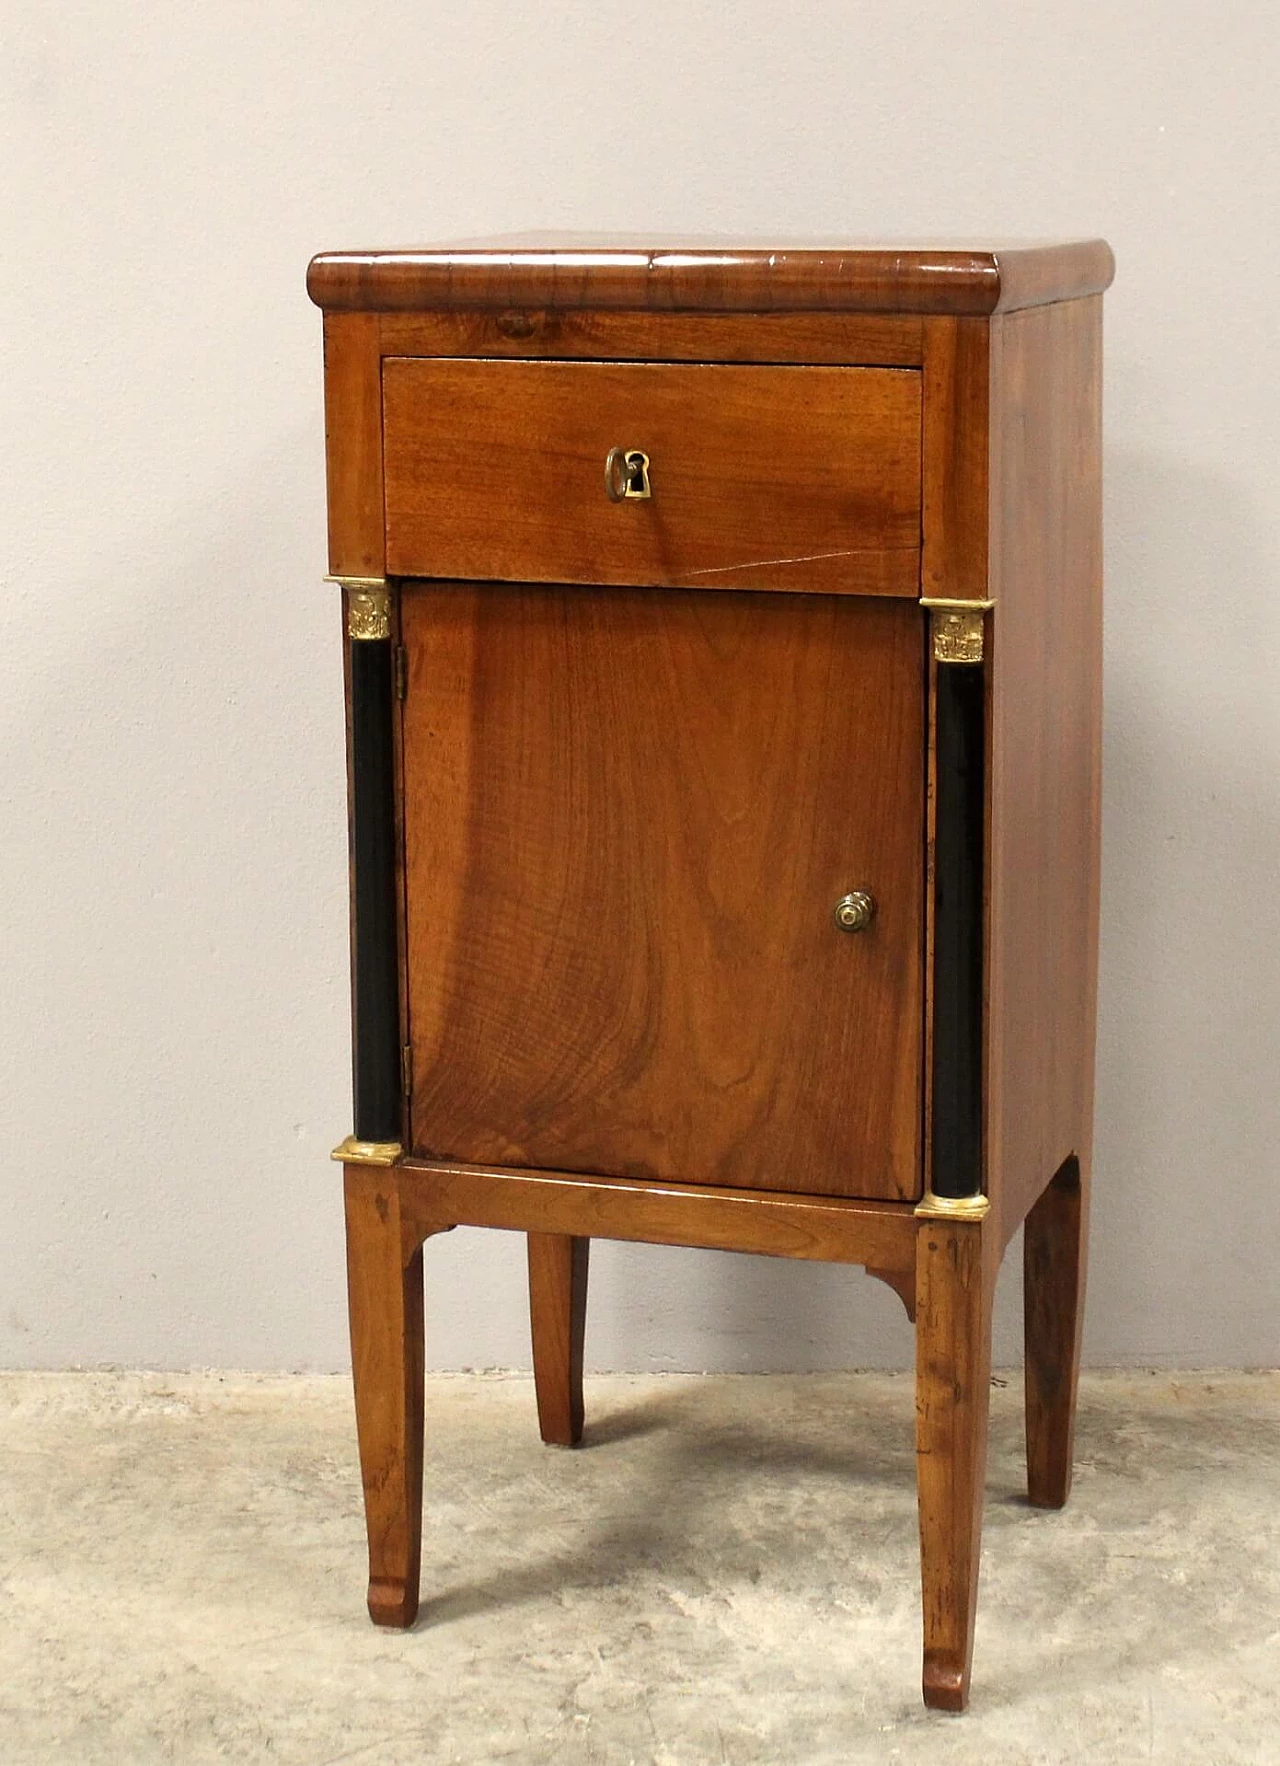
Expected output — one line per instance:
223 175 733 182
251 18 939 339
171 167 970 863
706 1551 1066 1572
401 582 925 1201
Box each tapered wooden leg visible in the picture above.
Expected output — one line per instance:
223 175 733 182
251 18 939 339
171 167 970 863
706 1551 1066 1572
1024 1154 1087 1508
344 1165 425 1627
915 1217 993 1713
527 1233 589 1447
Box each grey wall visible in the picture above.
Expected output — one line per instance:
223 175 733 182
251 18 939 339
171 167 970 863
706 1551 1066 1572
3 2 1277 1372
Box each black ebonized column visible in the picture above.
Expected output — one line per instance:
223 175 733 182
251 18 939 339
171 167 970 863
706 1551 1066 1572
930 661 985 1199
349 621 402 1143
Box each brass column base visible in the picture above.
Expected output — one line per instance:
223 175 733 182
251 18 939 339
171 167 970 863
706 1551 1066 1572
332 1135 403 1168
915 1190 991 1222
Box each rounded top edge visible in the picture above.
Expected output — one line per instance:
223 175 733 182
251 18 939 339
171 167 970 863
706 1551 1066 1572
306 239 1114 317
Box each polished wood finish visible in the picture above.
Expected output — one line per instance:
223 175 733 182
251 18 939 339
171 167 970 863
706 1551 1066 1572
915 1217 993 1713
309 236 1114 317
397 1158 919 1272
922 318 990 604
985 296 1104 1250
1024 1155 1087 1508
316 237 1111 1714
341 1151 919 1633
378 309 924 366
527 1234 590 1447
383 359 921 595
343 1164 427 1628
321 313 384 578
400 582 924 1199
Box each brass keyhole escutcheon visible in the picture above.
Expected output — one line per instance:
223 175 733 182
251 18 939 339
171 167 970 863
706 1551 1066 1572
833 890 876 933
605 447 652 501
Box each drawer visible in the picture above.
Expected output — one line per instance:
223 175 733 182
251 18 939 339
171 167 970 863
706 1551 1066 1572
401 583 924 1201
383 359 922 595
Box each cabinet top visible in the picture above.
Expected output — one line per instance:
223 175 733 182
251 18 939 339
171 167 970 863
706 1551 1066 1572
307 234 1113 317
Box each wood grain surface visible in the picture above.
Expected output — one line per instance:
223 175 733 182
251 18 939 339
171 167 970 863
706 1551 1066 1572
1023 1154 1087 1508
343 1164 427 1629
400 581 925 1200
316 248 1112 1709
383 359 921 596
527 1232 589 1447
321 313 384 578
985 298 1104 1249
922 317 991 603
309 237 1115 317
397 1159 919 1271
378 310 924 366
915 1215 994 1712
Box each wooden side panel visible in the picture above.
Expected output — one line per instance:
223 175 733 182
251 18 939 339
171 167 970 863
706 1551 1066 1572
401 583 925 1201
383 359 922 596
986 299 1104 1246
322 312 385 577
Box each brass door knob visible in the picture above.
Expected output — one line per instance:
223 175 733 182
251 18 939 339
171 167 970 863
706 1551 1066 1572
605 447 652 501
833 890 876 933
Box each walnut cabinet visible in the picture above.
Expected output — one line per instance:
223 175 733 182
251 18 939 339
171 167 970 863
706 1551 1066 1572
307 237 1112 1711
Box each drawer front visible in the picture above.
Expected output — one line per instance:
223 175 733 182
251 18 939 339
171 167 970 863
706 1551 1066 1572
401 583 924 1201
383 360 922 596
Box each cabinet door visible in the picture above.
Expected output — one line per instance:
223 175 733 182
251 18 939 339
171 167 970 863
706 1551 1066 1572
401 582 923 1201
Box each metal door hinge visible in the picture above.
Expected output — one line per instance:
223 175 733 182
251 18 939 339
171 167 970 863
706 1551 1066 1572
401 1043 413 1100
394 645 408 701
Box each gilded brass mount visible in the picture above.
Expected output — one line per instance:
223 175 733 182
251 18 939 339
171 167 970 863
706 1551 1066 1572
922 598 994 665
914 1190 991 1221
331 1135 403 1167
328 575 393 642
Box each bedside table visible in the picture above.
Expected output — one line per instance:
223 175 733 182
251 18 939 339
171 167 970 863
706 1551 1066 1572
307 236 1113 1712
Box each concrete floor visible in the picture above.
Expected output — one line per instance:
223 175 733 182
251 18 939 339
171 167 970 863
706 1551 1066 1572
1 1372 1276 1764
